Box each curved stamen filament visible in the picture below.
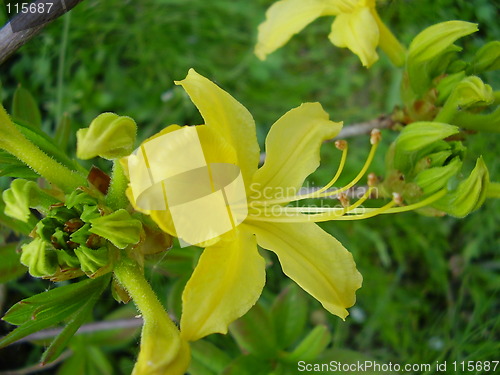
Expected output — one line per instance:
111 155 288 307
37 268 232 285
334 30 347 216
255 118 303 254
252 130 380 207
314 140 348 195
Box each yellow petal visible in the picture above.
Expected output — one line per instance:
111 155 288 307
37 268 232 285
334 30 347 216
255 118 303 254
133 319 191 375
328 6 379 67
175 69 259 188
180 228 266 341
245 220 362 319
251 102 342 195
255 0 337 60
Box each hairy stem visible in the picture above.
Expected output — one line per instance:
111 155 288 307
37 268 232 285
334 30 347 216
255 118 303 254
0 105 87 192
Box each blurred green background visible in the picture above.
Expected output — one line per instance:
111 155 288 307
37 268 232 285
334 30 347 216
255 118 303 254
0 0 499 374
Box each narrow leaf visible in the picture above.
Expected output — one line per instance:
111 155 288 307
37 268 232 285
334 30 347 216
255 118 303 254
0 243 27 283
12 85 42 128
229 303 277 359
42 275 109 364
271 283 309 349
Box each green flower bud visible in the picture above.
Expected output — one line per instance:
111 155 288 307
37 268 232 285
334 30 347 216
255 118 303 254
414 157 462 195
467 41 500 74
56 248 81 268
436 76 494 122
407 21 478 94
426 44 462 81
81 205 101 222
447 59 468 74
433 157 489 217
436 71 466 104
89 209 142 249
65 189 99 210
2 179 59 222
74 246 109 274
395 122 459 153
20 238 58 277
76 113 137 160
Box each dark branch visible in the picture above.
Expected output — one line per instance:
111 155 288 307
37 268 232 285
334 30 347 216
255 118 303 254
0 0 84 65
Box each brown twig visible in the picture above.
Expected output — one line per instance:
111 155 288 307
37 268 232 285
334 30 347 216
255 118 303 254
0 0 84 65
333 114 395 140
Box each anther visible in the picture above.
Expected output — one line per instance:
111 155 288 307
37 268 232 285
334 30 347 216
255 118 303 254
338 192 350 208
370 129 382 145
392 192 403 205
367 173 378 187
335 140 347 151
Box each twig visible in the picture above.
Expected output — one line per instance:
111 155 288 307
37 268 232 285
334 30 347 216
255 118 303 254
0 350 71 375
333 114 395 140
0 0 84 65
259 114 395 164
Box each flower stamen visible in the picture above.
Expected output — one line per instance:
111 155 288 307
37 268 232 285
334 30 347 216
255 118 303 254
253 129 381 206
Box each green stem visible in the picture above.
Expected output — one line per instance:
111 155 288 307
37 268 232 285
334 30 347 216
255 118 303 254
106 161 129 210
113 259 174 327
374 11 406 67
486 182 500 199
0 104 86 192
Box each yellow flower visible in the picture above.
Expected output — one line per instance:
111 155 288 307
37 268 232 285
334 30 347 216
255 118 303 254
255 0 405 67
128 69 421 342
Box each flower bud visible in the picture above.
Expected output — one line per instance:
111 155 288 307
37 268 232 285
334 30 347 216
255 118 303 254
2 179 58 222
74 245 109 274
20 238 58 277
467 41 500 74
77 113 137 160
436 71 466 104
407 21 478 94
395 122 459 154
89 209 142 249
436 76 494 123
414 157 462 195
433 157 489 217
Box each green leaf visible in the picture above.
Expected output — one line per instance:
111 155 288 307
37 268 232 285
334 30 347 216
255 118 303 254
55 113 72 154
0 161 39 179
189 340 232 375
0 243 27 283
41 275 110 364
56 341 114 375
229 303 278 359
222 354 273 375
12 86 42 128
282 325 331 363
0 276 110 348
271 283 308 349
